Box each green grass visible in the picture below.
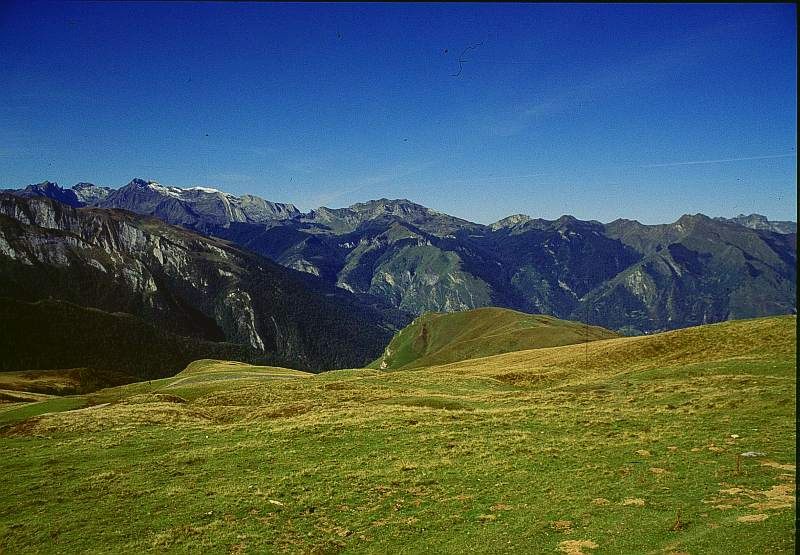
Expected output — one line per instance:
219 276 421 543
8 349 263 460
0 396 87 427
0 315 795 554
177 360 311 378
371 307 619 370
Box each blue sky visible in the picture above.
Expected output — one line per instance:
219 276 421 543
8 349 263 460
0 2 796 224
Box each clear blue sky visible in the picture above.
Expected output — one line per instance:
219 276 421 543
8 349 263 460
0 2 796 224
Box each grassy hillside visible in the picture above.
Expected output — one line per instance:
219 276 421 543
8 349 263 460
0 315 795 553
371 307 619 370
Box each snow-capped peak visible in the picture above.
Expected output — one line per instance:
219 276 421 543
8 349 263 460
144 181 184 199
187 186 224 194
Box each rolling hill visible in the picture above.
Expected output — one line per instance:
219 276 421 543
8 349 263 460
0 315 794 553
371 307 619 370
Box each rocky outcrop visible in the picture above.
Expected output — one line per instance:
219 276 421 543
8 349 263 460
714 214 797 235
72 182 112 205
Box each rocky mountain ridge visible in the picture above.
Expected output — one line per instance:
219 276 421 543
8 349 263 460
6 179 796 334
8 179 795 235
0 193 400 375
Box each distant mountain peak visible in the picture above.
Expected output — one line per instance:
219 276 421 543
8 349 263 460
714 213 796 234
127 177 157 187
187 186 225 194
675 213 713 227
554 214 579 225
13 180 83 207
349 198 424 212
24 181 65 194
102 177 299 228
490 214 531 230
71 182 112 205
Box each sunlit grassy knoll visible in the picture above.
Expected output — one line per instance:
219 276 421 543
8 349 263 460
371 307 619 370
0 369 81 395
0 315 795 554
0 389 58 403
177 359 312 378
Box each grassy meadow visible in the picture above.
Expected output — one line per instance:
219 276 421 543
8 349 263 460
0 315 795 554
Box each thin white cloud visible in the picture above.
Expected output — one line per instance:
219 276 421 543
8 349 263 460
491 16 767 138
641 153 796 168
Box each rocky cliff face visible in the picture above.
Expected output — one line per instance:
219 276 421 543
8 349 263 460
0 194 396 372
100 179 300 228
72 182 112 205
714 214 797 235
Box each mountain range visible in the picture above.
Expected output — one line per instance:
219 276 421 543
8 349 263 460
0 192 406 380
3 178 796 346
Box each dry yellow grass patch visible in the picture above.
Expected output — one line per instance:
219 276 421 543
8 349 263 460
178 359 311 377
622 498 646 507
707 472 796 516
427 315 795 385
748 483 795 511
718 487 744 495
558 539 599 554
552 520 573 532
8 402 210 435
737 514 769 523
761 460 795 472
